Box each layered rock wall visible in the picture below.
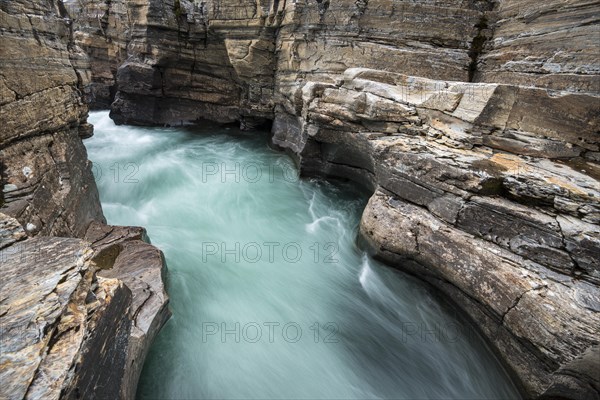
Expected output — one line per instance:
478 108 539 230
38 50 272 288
476 0 600 92
65 0 130 108
1 0 102 237
1 2 170 398
80 0 492 125
93 0 600 124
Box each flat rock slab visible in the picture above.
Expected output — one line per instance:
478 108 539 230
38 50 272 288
0 235 93 399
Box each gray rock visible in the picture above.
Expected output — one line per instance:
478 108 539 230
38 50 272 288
0 215 171 400
0 212 26 250
539 346 600 400
0 233 132 400
85 222 171 400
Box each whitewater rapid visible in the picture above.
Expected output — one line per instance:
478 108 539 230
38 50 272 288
85 111 520 399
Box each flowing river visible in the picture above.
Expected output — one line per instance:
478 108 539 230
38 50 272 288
85 111 520 399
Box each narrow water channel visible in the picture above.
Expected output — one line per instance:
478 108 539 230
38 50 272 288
85 111 520 399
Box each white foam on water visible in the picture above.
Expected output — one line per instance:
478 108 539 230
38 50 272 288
85 111 522 400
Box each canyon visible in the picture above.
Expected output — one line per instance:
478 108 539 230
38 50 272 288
1 0 599 399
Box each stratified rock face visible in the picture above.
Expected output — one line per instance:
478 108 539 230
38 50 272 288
82 0 490 126
94 0 600 126
1 2 171 399
0 0 104 237
105 0 284 126
65 0 130 109
476 1 600 92
72 0 599 398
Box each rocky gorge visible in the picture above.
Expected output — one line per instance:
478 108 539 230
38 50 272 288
1 0 599 399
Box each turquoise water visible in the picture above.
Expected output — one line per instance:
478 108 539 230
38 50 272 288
85 111 520 400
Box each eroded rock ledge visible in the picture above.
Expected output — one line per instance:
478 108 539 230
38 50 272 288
276 67 598 226
84 222 171 400
1 2 170 399
273 68 599 396
0 215 170 399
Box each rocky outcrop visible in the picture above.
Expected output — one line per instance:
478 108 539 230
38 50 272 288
72 0 599 398
267 8 600 396
0 0 102 237
0 215 131 399
540 345 600 400
0 214 169 399
84 222 171 400
64 0 130 109
275 68 599 396
1 2 170 399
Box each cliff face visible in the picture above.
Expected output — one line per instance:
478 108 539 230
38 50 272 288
92 0 600 127
477 0 599 92
0 0 101 237
76 0 491 126
106 0 283 126
0 2 169 399
72 0 599 398
66 0 130 109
